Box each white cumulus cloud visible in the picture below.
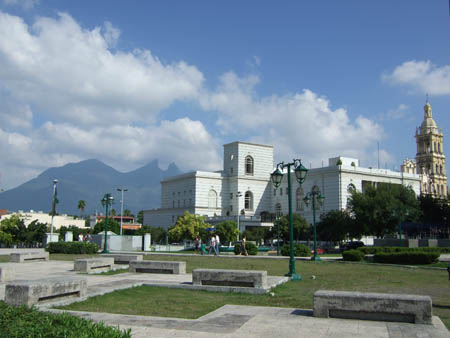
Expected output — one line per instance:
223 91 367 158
383 60 450 95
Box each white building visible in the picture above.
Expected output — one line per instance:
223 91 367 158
0 210 86 230
143 141 421 230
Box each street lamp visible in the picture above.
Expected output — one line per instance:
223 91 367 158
117 188 128 235
271 159 308 280
101 193 114 254
236 191 242 241
303 185 325 261
50 179 58 237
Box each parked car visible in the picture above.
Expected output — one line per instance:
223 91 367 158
340 241 365 252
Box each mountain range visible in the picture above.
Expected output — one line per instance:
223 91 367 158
0 159 181 216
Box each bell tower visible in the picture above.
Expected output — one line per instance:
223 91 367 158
415 99 447 198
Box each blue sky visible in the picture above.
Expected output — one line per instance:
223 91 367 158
1 0 449 190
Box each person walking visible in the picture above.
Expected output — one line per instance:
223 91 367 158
209 234 216 255
215 233 220 255
195 234 200 253
240 235 248 256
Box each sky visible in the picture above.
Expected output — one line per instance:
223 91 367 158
1 0 450 190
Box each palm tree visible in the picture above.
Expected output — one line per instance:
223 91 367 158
77 200 86 218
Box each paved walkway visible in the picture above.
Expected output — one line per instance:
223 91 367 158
0 250 449 338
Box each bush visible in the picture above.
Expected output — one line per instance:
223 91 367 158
373 251 440 265
46 241 99 254
0 301 131 338
358 246 441 255
234 242 258 255
280 244 311 257
342 249 365 261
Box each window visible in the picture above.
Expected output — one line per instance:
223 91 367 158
275 203 281 217
347 183 356 193
230 193 233 200
244 191 253 210
230 205 233 212
230 167 234 175
208 190 218 209
245 156 254 175
296 187 304 211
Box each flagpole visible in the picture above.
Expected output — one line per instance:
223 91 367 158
50 179 58 237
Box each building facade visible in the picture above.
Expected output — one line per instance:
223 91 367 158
143 141 422 230
0 210 86 230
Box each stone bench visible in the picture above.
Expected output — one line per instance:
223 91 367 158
74 257 114 273
100 254 143 264
10 252 49 263
5 277 87 306
129 260 186 274
0 266 15 282
313 290 432 324
192 269 267 288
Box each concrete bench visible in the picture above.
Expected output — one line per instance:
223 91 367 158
100 254 143 264
10 252 49 263
192 269 267 288
0 266 15 282
5 277 87 306
74 257 114 273
129 260 186 274
313 290 432 324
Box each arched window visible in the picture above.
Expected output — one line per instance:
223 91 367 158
347 183 356 193
296 187 304 211
244 191 253 210
275 203 282 217
245 156 254 175
208 190 217 209
423 182 427 194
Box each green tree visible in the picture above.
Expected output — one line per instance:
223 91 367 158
214 221 240 244
317 210 354 242
275 213 310 242
0 216 14 245
243 226 270 246
110 209 117 216
348 184 420 238
58 225 88 241
168 211 210 243
77 200 86 218
136 225 167 244
137 210 144 224
123 209 133 217
93 218 120 234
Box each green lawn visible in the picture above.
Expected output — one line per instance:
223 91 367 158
56 254 450 329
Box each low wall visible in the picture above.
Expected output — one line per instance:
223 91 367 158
374 239 418 248
91 235 145 251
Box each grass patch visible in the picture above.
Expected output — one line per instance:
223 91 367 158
97 268 129 276
57 255 450 329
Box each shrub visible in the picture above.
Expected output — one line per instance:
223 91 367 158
46 241 99 254
0 301 131 338
281 244 311 257
373 251 440 265
358 246 442 255
342 249 365 261
233 242 258 255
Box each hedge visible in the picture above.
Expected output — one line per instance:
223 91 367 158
234 242 258 255
46 241 99 254
280 244 311 257
357 246 442 255
0 301 131 338
342 249 365 261
373 251 440 265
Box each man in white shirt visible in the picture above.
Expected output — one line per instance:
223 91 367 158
215 234 220 255
209 235 216 255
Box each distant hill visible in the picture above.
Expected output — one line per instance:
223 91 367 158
0 159 181 216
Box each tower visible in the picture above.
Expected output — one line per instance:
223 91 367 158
415 99 447 198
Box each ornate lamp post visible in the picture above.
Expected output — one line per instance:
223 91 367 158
236 191 242 241
303 185 325 261
50 179 58 238
271 159 308 280
276 208 281 256
101 193 114 254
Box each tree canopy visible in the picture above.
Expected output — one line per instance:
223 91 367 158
168 211 210 242
317 210 355 242
93 218 120 235
348 184 420 238
214 220 240 243
273 213 310 242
